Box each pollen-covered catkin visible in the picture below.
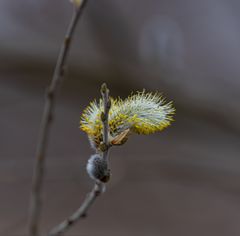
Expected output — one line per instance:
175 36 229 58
80 91 175 150
86 154 110 183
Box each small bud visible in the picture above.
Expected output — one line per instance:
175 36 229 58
100 83 107 94
99 142 108 152
100 112 105 122
70 0 83 7
86 154 110 183
110 129 131 146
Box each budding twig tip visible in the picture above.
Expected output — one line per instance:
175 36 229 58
101 83 108 94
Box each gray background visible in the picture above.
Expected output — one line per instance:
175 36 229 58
1 0 240 235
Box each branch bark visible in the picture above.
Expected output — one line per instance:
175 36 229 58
28 2 88 236
47 183 103 236
100 83 111 160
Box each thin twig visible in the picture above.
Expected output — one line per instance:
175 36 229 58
47 83 111 236
47 183 103 236
28 2 88 236
100 83 111 160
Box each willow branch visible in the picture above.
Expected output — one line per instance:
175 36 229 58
100 83 111 160
47 183 103 236
28 2 88 236
47 83 111 236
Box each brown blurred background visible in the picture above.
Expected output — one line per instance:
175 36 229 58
1 0 240 235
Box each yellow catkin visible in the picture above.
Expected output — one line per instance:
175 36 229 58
80 91 175 149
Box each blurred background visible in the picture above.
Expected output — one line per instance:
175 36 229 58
1 0 240 235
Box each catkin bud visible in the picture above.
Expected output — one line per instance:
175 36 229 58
80 91 175 150
86 154 110 183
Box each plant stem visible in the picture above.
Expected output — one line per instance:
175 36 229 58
47 183 103 236
100 83 111 160
28 2 88 236
47 83 111 236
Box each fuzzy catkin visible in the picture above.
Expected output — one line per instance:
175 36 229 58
86 154 110 183
80 91 175 150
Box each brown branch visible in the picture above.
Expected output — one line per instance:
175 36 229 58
47 183 103 236
28 2 88 236
100 83 111 160
47 83 111 236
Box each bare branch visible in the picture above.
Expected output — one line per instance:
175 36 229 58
28 2 88 236
47 183 103 236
